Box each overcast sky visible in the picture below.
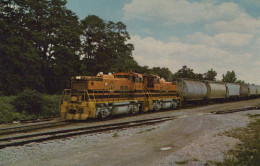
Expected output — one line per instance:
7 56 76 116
67 0 260 84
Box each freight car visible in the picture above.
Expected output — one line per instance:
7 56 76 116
176 79 207 104
256 85 260 97
248 85 257 98
60 71 181 120
225 83 240 100
240 84 249 99
205 81 226 101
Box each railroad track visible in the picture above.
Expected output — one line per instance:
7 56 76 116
211 106 260 114
1 106 259 150
0 121 74 136
0 116 173 149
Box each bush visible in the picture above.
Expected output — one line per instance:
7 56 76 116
12 89 44 116
41 94 60 118
0 91 61 123
0 96 25 123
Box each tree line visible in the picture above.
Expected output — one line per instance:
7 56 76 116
0 0 244 95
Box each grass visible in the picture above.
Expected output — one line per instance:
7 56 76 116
175 160 189 165
220 115 260 166
113 132 119 138
0 94 60 124
136 127 156 134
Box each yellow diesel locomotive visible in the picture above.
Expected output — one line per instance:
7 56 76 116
60 71 181 120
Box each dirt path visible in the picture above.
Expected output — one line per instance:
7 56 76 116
1 99 260 166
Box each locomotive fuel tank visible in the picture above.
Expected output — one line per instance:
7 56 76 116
226 83 240 98
205 81 226 99
177 79 207 100
240 84 249 97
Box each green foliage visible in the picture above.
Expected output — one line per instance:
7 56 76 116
222 70 237 83
174 65 196 79
0 96 25 123
236 80 246 84
113 132 119 138
0 93 60 123
204 68 217 81
12 89 44 116
80 15 135 75
0 0 82 95
221 118 260 166
175 160 189 165
173 65 207 80
41 94 60 118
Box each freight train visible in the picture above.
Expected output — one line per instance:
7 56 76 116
60 71 260 120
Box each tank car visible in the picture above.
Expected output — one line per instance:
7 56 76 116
248 85 257 98
239 84 249 99
256 85 260 97
225 83 240 99
204 81 226 100
176 79 207 103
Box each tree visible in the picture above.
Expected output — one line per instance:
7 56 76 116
174 65 196 79
0 0 82 94
0 0 44 95
236 80 246 84
25 0 82 93
80 15 135 75
222 70 237 83
204 69 217 81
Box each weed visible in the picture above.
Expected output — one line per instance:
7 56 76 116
175 160 188 165
221 118 260 166
136 128 156 134
113 132 119 138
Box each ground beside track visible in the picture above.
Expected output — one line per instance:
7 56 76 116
0 99 260 166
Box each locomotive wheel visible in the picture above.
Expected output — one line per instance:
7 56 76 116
101 110 109 119
172 100 178 109
130 105 139 114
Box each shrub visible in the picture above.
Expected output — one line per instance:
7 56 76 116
41 94 60 118
0 96 25 123
12 89 43 116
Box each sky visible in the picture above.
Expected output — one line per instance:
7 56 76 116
66 0 260 84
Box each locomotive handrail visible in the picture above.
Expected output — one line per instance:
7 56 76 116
86 90 91 101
